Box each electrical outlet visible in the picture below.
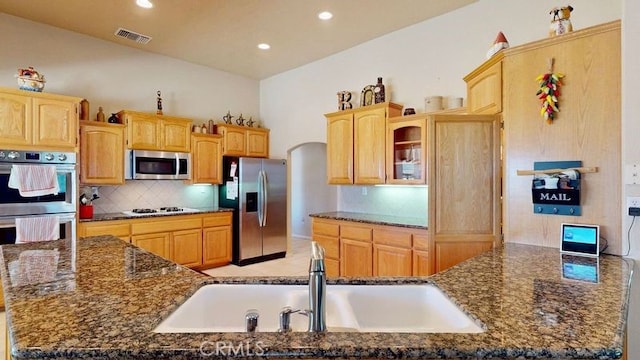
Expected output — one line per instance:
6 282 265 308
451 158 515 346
626 196 640 215
91 186 99 197
361 187 367 196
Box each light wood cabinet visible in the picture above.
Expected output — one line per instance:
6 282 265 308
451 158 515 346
216 123 269 157
189 133 223 184
119 110 191 152
325 102 403 184
246 128 269 157
0 87 81 150
80 212 232 269
311 217 432 277
131 216 202 265
132 232 171 259
412 233 433 276
427 114 501 272
386 114 427 184
464 52 503 114
325 111 353 184
79 121 125 185
79 219 131 243
339 224 372 277
201 212 233 268
311 218 340 277
373 227 413 277
171 229 203 268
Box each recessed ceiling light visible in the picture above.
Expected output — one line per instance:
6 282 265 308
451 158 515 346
318 11 333 20
257 43 271 50
136 0 153 9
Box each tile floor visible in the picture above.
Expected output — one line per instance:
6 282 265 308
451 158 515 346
203 238 312 277
0 238 312 358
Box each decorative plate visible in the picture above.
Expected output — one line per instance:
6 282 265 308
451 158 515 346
360 85 375 107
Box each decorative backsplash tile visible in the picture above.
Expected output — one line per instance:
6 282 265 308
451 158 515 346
82 181 216 214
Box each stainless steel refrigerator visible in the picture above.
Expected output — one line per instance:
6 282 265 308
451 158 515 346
219 156 287 265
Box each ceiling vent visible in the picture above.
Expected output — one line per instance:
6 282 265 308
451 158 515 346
114 27 152 44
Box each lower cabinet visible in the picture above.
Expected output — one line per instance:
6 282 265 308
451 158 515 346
202 213 233 268
132 232 171 260
311 220 340 277
171 229 203 268
79 212 232 269
311 217 432 277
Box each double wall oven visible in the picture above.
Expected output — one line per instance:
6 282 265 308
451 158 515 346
0 149 77 245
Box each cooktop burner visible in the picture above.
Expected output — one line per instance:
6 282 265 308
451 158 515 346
132 208 158 214
122 207 202 217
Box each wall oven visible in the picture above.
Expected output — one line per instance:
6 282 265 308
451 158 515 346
0 212 76 246
125 149 191 180
0 150 77 217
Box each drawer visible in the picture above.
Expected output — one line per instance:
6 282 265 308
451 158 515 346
312 220 339 237
341 224 372 242
203 213 232 227
373 228 412 248
82 222 130 237
413 233 430 250
313 235 339 259
132 217 202 234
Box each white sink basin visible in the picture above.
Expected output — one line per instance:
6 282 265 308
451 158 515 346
154 283 484 333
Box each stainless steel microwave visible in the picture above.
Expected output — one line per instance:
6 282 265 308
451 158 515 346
125 150 191 180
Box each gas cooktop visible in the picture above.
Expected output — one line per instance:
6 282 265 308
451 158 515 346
121 207 202 217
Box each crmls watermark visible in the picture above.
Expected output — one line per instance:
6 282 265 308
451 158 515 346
200 340 266 357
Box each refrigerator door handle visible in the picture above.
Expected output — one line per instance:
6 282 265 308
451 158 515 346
257 170 263 227
260 170 268 227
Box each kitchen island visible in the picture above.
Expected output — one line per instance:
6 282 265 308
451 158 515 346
0 236 633 359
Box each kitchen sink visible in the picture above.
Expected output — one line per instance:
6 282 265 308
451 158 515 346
153 284 484 333
153 284 358 332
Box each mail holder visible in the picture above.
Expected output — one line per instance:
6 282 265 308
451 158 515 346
517 160 596 216
531 179 581 215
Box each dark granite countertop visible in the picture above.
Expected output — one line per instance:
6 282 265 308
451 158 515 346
79 207 234 222
310 211 427 229
0 236 633 359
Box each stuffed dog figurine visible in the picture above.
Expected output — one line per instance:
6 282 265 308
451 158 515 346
549 6 573 37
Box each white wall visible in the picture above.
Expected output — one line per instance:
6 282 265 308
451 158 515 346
621 0 640 355
289 143 337 238
0 14 260 124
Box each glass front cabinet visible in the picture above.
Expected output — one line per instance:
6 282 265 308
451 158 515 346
386 115 426 184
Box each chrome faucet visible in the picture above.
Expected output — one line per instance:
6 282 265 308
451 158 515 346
308 241 327 332
279 241 327 333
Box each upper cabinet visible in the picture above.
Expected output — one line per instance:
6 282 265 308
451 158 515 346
325 102 403 185
216 123 269 158
0 87 81 151
386 114 427 184
463 52 503 115
188 133 223 184
79 121 125 185
118 110 192 152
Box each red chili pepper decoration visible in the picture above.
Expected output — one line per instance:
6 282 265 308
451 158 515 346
536 58 564 124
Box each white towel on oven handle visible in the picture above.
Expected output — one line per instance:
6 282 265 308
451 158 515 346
8 164 60 197
15 215 60 243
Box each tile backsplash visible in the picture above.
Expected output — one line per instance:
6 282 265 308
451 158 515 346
82 181 217 214
338 185 428 221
